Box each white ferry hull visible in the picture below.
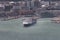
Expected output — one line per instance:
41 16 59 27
23 22 33 27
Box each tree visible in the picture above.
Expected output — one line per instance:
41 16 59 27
41 12 54 18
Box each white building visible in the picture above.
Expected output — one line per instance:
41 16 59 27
0 4 5 11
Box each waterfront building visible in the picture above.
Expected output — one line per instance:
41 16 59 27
34 0 41 8
0 4 5 11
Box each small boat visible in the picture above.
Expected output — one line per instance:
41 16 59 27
22 17 37 27
51 17 60 23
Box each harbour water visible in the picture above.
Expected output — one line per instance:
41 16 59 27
0 18 60 40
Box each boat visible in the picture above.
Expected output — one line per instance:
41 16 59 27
51 17 60 23
22 17 37 27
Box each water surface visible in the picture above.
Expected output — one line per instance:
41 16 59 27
0 18 60 40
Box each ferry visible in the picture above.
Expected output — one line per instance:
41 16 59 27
22 17 37 27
